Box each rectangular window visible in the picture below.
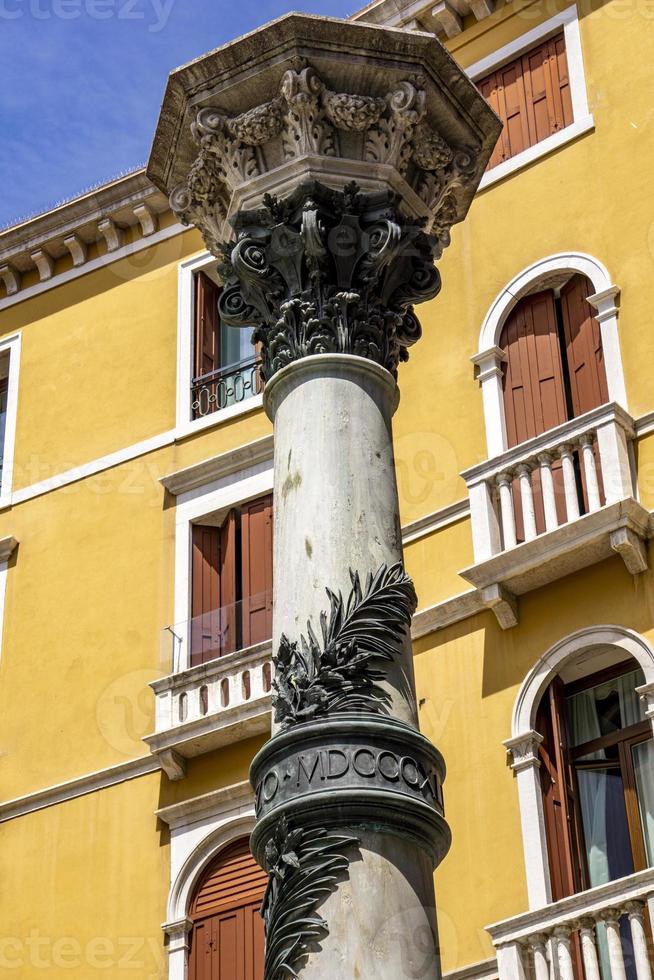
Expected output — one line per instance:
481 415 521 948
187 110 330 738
190 493 273 666
191 269 262 420
478 32 573 171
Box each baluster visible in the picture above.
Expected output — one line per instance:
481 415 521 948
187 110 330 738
559 444 580 522
600 910 628 980
538 452 559 531
553 925 575 980
516 463 537 541
496 472 517 550
579 433 601 511
626 902 653 980
529 933 550 980
578 917 601 980
496 940 527 980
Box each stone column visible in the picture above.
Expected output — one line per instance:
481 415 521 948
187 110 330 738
147 14 500 979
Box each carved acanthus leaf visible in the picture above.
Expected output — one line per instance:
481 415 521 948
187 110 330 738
364 81 426 176
280 67 336 159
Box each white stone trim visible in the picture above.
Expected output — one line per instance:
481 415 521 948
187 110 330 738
173 460 274 672
475 253 624 457
0 754 161 824
402 497 470 544
507 626 654 909
9 425 176 510
159 780 256 980
478 114 594 191
467 6 593 191
174 250 264 439
0 332 21 503
443 958 498 980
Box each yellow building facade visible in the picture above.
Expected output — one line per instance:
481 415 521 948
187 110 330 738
1 0 654 976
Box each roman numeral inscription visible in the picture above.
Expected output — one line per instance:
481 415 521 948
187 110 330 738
254 736 445 819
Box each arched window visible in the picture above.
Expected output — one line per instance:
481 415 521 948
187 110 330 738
188 836 267 979
500 273 609 537
536 659 654 902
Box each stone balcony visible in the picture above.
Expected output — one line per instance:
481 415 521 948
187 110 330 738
143 641 272 780
460 403 651 628
487 867 654 980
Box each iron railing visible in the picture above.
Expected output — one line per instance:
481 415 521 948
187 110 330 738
191 355 262 419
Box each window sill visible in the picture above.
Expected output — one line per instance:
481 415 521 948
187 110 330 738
175 392 264 442
477 114 595 192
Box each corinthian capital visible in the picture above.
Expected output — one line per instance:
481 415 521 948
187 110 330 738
217 180 438 381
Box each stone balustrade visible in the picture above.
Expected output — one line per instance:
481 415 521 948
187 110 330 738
463 402 637 562
144 641 273 778
487 867 654 980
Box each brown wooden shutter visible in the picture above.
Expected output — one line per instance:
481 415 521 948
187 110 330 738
560 274 609 417
220 510 238 656
479 32 572 170
241 494 273 648
496 59 531 161
190 511 238 665
189 838 267 980
194 271 221 380
191 525 222 667
478 71 507 170
536 680 584 900
501 291 569 536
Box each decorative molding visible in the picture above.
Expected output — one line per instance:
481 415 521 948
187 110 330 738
402 498 470 544
63 233 87 267
504 731 543 773
97 217 124 252
160 435 274 496
273 563 416 728
159 749 187 781
636 682 654 721
0 169 175 307
461 498 651 604
0 263 20 295
352 0 497 36
134 202 158 236
261 817 359 980
443 959 498 980
156 779 253 829
411 589 486 638
30 248 54 281
478 114 595 192
0 755 161 824
480 583 518 630
0 536 18 562
0 220 185 312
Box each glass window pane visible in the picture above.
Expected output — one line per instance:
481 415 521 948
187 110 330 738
632 739 654 865
576 765 634 886
567 667 647 747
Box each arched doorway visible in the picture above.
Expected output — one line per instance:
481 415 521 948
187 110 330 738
188 837 267 979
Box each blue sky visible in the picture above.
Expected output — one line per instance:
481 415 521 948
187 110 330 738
0 0 354 228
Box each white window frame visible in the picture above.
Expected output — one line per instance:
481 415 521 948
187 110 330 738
0 332 21 506
158 781 256 980
505 626 654 910
468 5 594 192
472 252 626 458
171 459 274 673
175 251 263 439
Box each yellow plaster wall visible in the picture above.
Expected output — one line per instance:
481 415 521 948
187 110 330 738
1 0 654 974
0 773 168 978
